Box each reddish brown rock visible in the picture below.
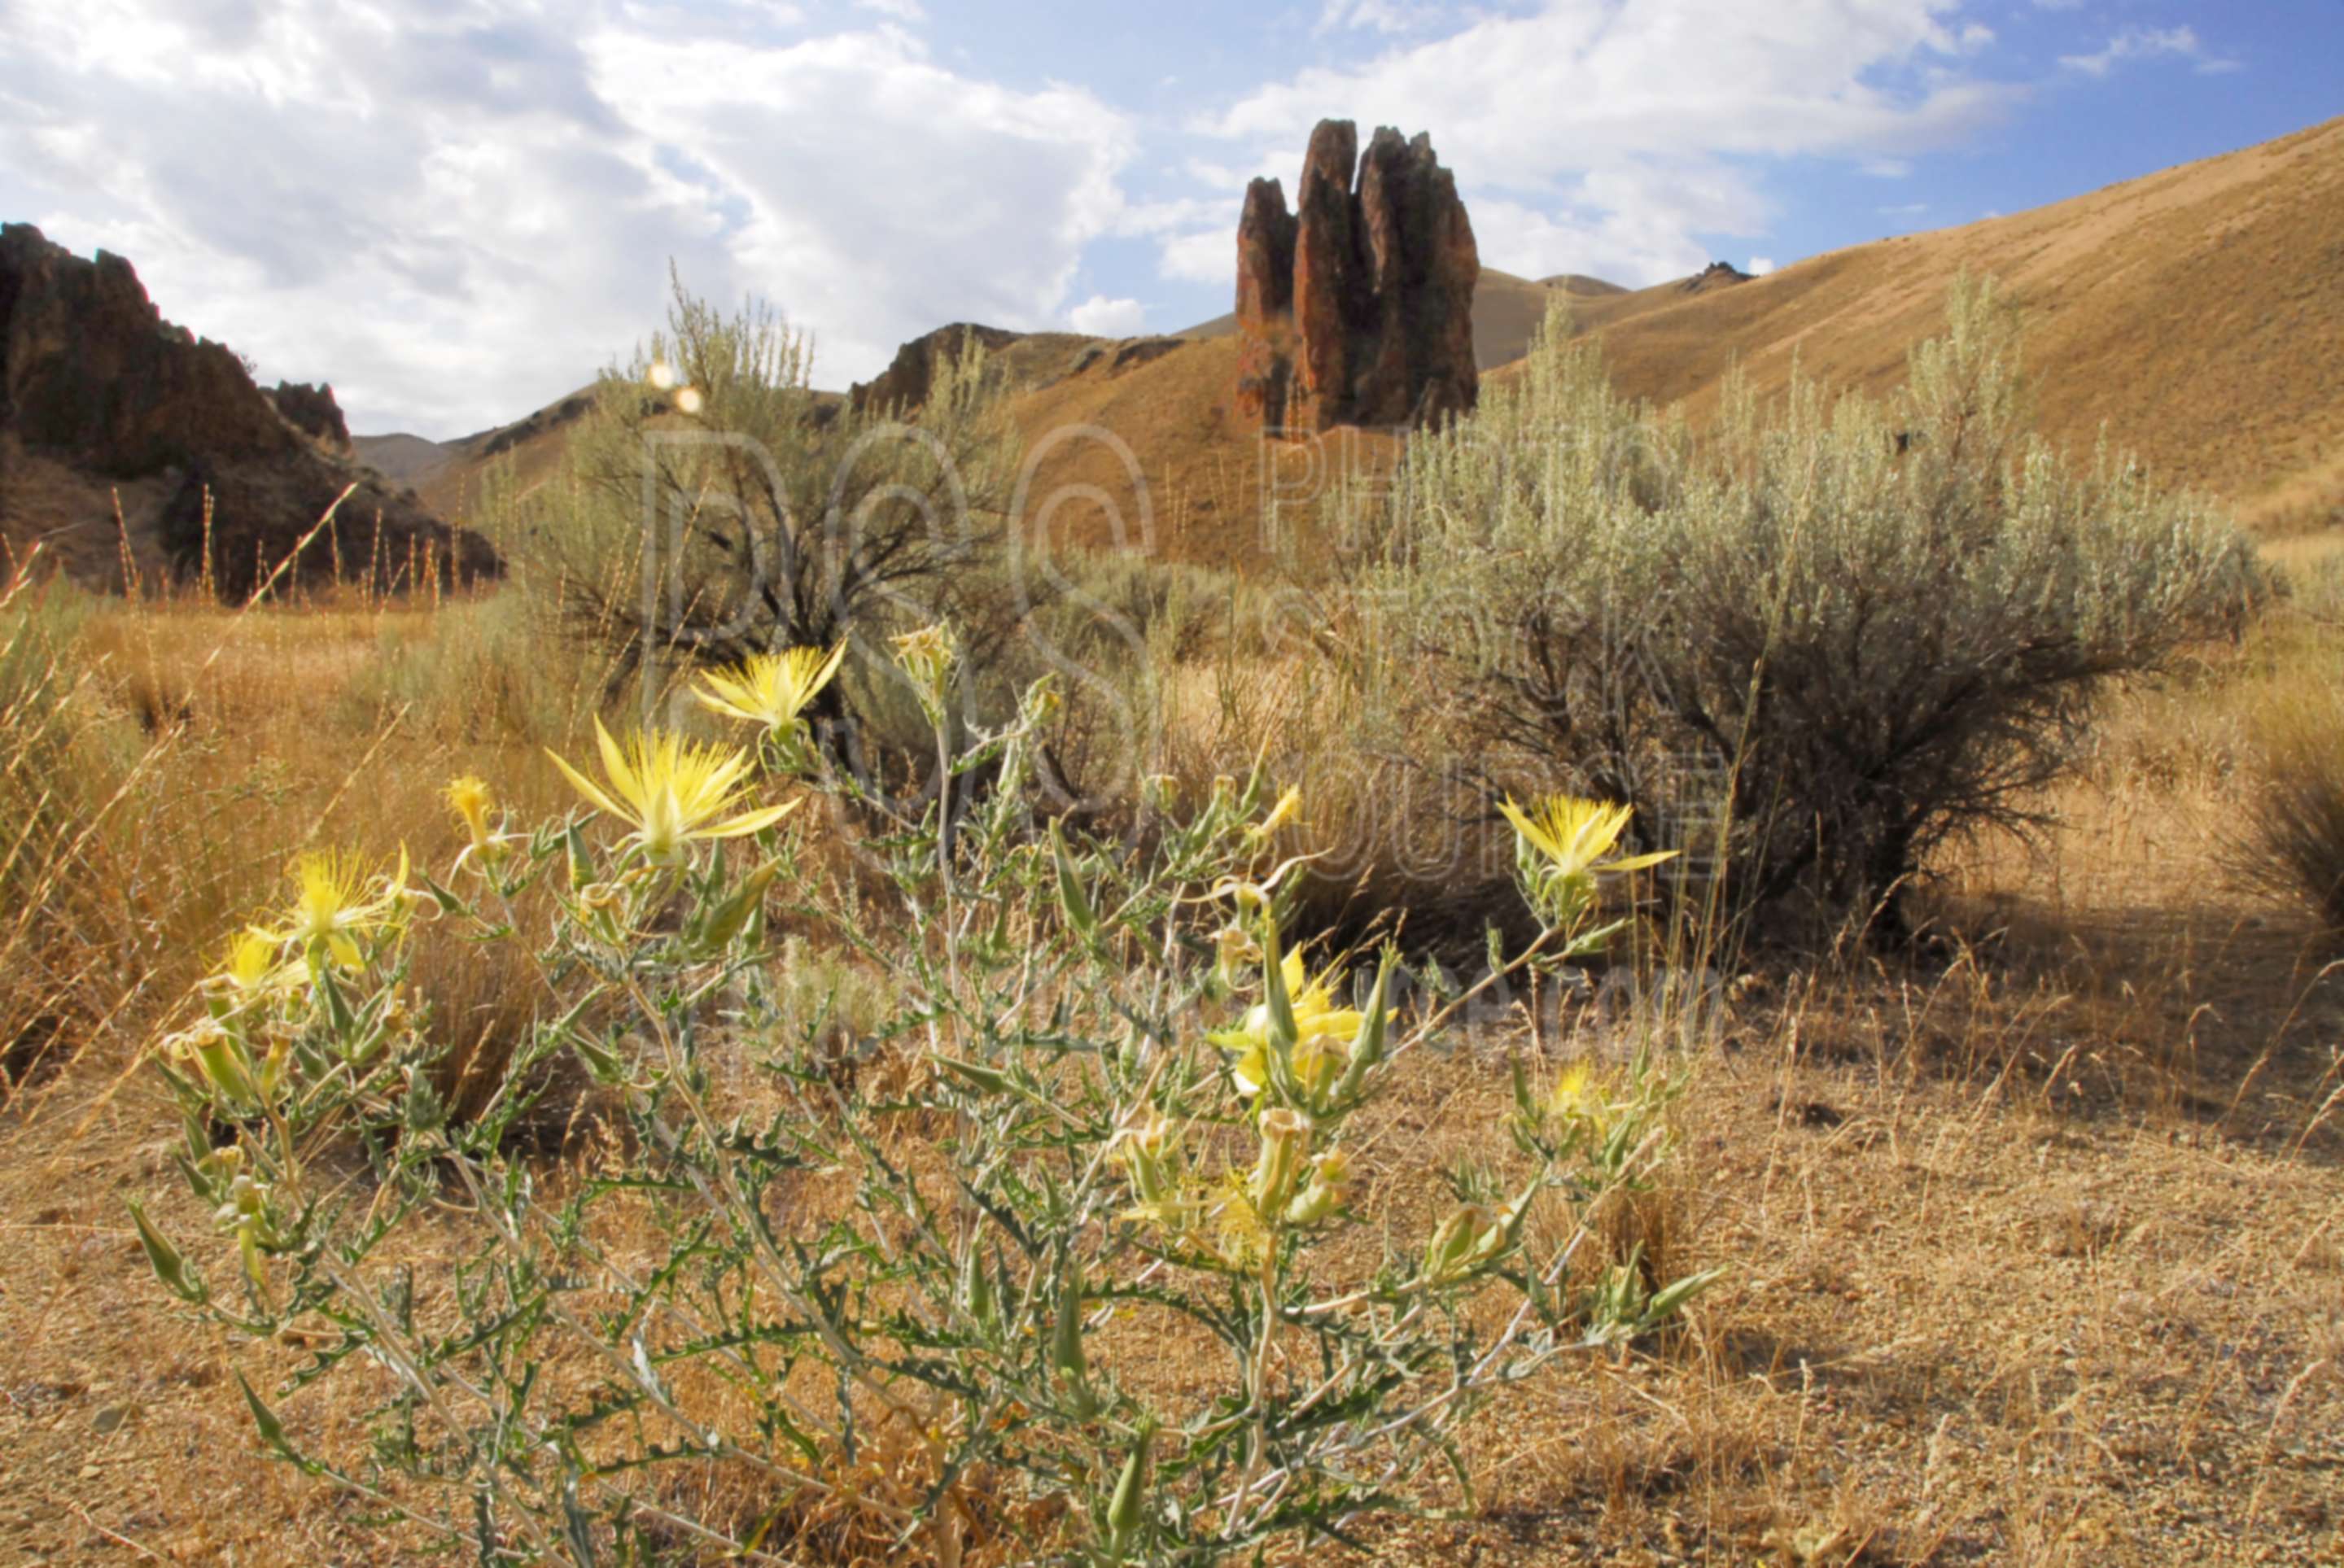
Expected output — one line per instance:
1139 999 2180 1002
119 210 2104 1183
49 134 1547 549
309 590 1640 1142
1231 119 1479 434
0 223 496 596
850 322 1023 415
269 381 352 452
1233 177 1300 426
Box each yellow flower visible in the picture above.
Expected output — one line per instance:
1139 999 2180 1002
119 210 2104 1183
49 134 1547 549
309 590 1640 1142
446 775 493 843
548 718 798 867
1250 785 1301 840
1498 794 1677 883
206 930 300 1000
1219 950 1365 1098
1499 793 1676 927
1546 1059 1617 1141
693 644 846 738
251 848 411 969
445 775 514 871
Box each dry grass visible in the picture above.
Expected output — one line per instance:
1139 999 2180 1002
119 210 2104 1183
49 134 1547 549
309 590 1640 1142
1561 116 2344 537
2 589 2342 1565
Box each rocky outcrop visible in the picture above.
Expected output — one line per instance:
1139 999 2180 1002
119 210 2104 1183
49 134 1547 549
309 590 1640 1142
0 223 495 596
268 381 352 452
1234 120 1479 433
850 323 1023 415
1680 260 1753 294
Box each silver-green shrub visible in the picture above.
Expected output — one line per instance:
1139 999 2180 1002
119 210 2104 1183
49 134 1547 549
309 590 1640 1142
516 277 1022 723
1360 279 2262 935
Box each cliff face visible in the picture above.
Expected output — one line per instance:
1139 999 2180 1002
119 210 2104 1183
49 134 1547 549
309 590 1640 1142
849 323 1024 415
1234 120 1479 433
0 223 495 595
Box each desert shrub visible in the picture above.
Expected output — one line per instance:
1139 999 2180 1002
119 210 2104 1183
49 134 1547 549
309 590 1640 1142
2235 618 2344 930
130 631 1713 1564
518 274 1022 731
1362 281 2262 939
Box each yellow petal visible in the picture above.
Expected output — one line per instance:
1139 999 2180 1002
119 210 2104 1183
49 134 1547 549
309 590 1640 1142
1603 850 1679 874
594 718 644 812
1498 797 1560 865
807 640 847 698
701 798 801 840
547 745 630 823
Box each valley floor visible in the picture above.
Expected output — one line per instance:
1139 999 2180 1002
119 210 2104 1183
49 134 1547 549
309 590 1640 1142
2 736 2339 1566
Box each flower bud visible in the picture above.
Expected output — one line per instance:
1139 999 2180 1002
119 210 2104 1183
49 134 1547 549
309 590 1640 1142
1214 924 1261 988
1113 1115 1177 1206
1421 1201 1504 1287
127 1199 206 1304
1105 1422 1154 1557
1284 1147 1353 1228
1251 1107 1311 1215
958 1241 996 1330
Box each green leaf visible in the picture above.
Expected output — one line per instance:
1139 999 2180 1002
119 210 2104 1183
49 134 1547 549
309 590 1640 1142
126 1199 206 1304
1050 820 1100 946
235 1369 297 1461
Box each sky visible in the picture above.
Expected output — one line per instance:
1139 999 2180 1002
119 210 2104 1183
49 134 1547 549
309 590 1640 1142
2 1 2333 439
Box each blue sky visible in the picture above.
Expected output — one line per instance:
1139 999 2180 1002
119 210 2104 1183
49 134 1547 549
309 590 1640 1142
2 0 2333 436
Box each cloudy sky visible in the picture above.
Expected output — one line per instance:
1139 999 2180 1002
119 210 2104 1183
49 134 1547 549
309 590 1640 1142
2 1 2330 437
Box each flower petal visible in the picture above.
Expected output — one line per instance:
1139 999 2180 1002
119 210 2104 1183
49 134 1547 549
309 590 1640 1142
701 798 801 840
547 745 630 823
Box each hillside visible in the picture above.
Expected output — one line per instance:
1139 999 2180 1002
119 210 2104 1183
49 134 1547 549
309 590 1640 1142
1562 116 2344 530
367 113 2344 564
1 224 493 594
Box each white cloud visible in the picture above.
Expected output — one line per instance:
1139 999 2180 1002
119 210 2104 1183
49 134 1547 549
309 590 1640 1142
1315 0 1446 35
1878 201 1930 216
2059 26 2235 78
1068 295 1148 336
853 0 925 18
1191 0 2018 286
0 2 1130 435
1748 256 1778 276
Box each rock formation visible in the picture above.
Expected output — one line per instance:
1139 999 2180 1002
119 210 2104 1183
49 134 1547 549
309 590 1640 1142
850 323 1023 415
1234 120 1479 433
0 223 496 596
267 381 352 452
1680 260 1754 294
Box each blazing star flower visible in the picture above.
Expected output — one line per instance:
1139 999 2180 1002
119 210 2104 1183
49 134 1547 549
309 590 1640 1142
1498 793 1677 925
1249 785 1301 841
1214 949 1366 1099
693 644 846 739
205 930 301 1002
445 775 517 872
1498 795 1677 883
251 848 411 969
548 718 798 867
1546 1060 1615 1138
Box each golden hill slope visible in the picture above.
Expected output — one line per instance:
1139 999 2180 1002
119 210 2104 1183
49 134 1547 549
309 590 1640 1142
380 114 2343 563
1563 116 2344 529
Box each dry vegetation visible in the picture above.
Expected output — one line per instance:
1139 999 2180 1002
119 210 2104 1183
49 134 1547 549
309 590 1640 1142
6 264 2344 1563
2 539 2341 1563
